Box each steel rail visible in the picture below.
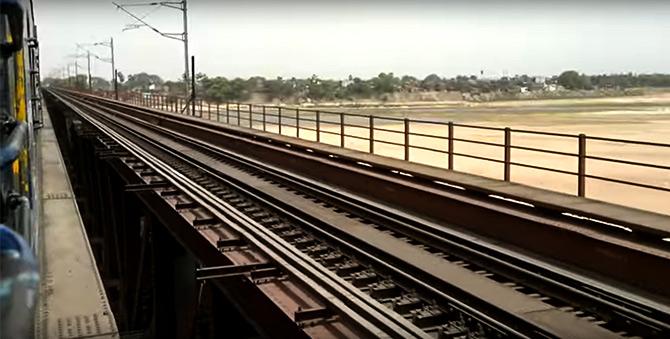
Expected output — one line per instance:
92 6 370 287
91 94 670 337
59 92 539 337
52 91 428 339
62 91 670 337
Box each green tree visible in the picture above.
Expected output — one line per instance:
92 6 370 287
124 72 164 91
421 74 444 91
345 76 373 98
371 72 400 94
557 70 587 90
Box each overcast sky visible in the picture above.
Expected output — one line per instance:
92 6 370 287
36 0 670 81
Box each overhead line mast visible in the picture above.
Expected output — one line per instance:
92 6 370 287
113 0 190 113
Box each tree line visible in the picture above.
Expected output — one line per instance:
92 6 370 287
44 71 670 103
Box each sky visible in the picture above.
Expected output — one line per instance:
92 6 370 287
36 0 670 82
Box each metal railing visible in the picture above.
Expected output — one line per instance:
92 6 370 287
109 91 670 205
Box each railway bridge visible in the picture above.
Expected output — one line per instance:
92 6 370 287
33 89 670 338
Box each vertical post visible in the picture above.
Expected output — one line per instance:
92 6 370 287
191 55 196 116
262 106 266 131
249 104 253 128
182 0 190 112
216 103 220 122
114 69 119 100
75 59 78 88
448 122 454 170
296 108 300 138
199 100 203 118
504 127 511 181
226 103 230 123
578 134 586 197
87 50 92 91
340 113 345 148
208 102 211 120
111 38 117 99
278 107 282 135
369 115 374 154
404 118 410 161
177 98 181 113
236 103 241 126
316 111 321 142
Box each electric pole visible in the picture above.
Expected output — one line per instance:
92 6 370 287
74 59 78 88
113 0 190 113
182 0 190 98
111 38 116 94
87 50 92 91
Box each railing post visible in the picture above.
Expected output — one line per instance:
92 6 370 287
504 127 511 181
216 103 220 122
578 134 586 197
249 104 253 128
369 115 374 154
340 113 345 148
448 122 454 170
316 111 321 142
278 107 283 135
226 103 230 123
296 108 300 138
200 100 204 118
262 106 266 131
208 102 211 120
404 118 410 161
237 103 241 126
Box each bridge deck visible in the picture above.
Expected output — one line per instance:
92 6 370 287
35 105 118 338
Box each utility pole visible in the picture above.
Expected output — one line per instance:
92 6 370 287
92 37 116 92
110 38 116 94
74 59 78 88
87 50 92 91
115 69 119 100
182 0 190 99
113 0 190 113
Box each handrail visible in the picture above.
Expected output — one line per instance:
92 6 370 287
112 91 670 208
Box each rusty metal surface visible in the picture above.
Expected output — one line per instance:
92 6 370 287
89 93 670 300
93 108 637 338
51 90 670 338
49 91 426 339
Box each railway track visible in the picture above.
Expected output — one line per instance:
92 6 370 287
50 90 670 338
